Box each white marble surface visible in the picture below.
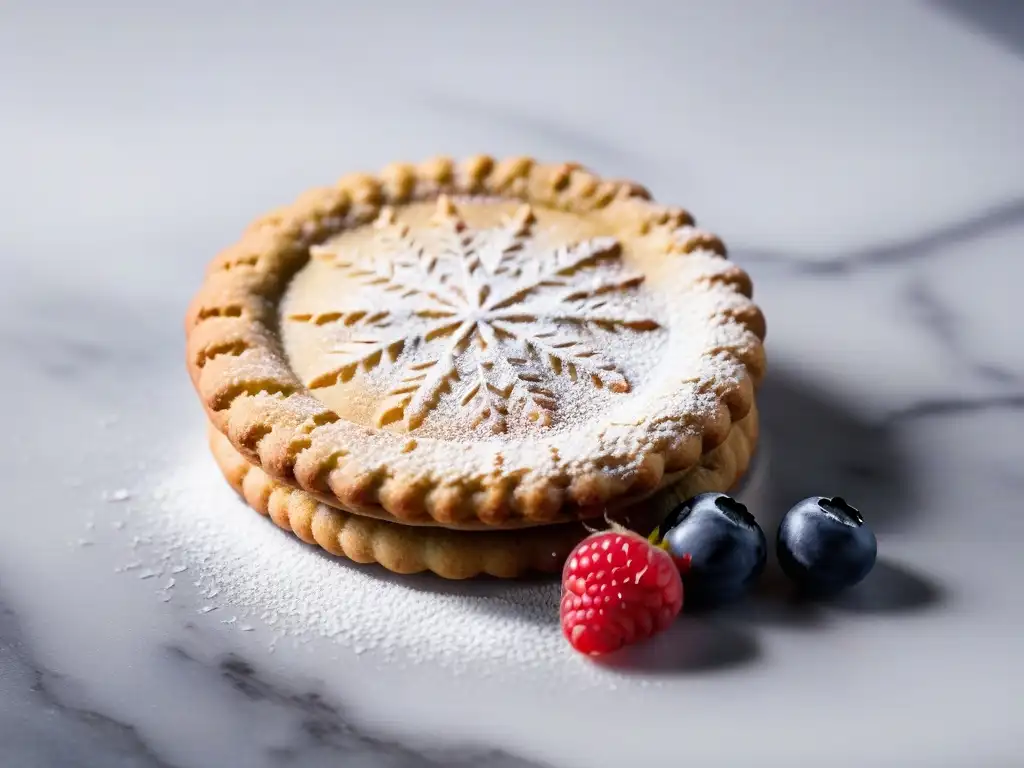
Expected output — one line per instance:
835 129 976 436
2 2 1023 766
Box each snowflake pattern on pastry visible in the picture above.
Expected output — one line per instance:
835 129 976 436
288 196 661 433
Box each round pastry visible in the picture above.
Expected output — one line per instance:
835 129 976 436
186 156 765 527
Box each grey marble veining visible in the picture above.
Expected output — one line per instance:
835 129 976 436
2 2 1023 767
1 593 551 768
0 597 177 768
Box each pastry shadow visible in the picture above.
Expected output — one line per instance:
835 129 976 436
367 567 564 627
757 365 919 534
598 617 760 675
461 586 563 628
930 0 1024 60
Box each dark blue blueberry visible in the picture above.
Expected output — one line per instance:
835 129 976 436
656 492 767 608
776 496 877 596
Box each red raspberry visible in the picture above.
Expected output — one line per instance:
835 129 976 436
560 530 684 656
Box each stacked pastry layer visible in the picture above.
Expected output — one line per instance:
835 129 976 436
186 156 766 578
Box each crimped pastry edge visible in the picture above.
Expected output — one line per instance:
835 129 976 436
207 403 758 579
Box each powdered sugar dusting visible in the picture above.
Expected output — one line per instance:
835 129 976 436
136 439 570 676
96 419 765 687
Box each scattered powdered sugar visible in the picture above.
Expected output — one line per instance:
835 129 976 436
133 438 570 677
100 417 765 686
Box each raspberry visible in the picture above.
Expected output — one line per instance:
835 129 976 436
560 530 684 656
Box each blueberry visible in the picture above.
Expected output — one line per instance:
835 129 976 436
776 496 877 596
655 492 767 608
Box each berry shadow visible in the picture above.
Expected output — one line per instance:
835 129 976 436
726 557 943 630
597 617 760 675
721 569 829 629
756 365 920 535
829 558 944 614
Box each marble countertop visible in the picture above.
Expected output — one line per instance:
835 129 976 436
2 2 1022 766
